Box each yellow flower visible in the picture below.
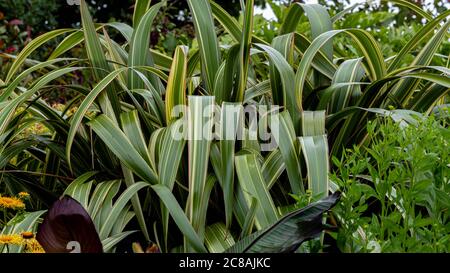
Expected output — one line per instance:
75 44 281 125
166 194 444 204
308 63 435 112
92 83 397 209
0 196 26 210
23 238 45 253
18 192 30 199
0 234 23 245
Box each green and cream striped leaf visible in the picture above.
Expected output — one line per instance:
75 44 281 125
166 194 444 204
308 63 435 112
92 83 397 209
133 0 152 27
80 0 121 120
0 67 80 137
235 0 254 102
166 45 188 124
262 149 285 189
187 96 215 237
299 135 329 199
256 43 301 129
98 182 149 239
328 58 365 114
5 28 75 82
235 154 279 230
205 223 235 253
219 102 243 228
89 114 159 184
66 68 126 169
389 20 450 106
295 29 385 106
128 2 165 92
151 184 207 253
270 111 304 194
187 0 221 93
120 110 152 166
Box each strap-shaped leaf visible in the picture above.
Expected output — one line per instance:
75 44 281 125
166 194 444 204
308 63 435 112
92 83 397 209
389 20 450 106
299 135 329 199
256 43 301 129
66 68 126 170
209 0 267 45
328 58 365 114
262 149 285 189
387 10 450 72
99 182 148 239
166 46 188 124
151 184 207 253
187 0 221 93
120 110 152 166
269 34 295 106
133 0 152 27
270 111 304 194
128 2 165 92
80 0 121 120
5 29 75 82
0 67 80 137
281 3 333 60
295 29 385 107
205 223 235 253
187 96 215 239
235 0 254 102
89 114 158 184
219 102 243 228
235 154 279 229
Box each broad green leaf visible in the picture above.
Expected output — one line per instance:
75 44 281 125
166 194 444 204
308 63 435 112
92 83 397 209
226 192 340 253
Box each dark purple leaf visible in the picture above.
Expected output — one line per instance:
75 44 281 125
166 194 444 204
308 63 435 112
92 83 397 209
36 195 103 253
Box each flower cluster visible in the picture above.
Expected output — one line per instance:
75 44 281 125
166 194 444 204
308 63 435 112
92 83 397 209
0 232 45 253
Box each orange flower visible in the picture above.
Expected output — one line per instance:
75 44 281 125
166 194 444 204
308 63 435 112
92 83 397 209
21 231 35 239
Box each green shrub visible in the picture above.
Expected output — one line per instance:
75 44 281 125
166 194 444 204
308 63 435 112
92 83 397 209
331 114 450 252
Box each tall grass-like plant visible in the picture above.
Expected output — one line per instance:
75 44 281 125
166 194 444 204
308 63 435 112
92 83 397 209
0 0 448 252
